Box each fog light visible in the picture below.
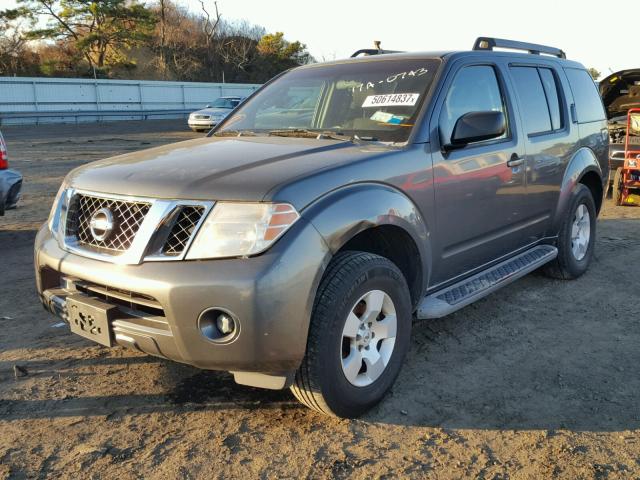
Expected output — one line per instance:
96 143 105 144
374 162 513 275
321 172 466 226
216 313 234 335
198 308 239 343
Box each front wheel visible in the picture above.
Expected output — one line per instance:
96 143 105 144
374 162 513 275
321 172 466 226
544 184 596 279
291 251 412 418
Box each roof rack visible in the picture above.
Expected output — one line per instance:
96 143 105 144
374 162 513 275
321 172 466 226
351 41 403 58
351 49 403 58
473 37 566 59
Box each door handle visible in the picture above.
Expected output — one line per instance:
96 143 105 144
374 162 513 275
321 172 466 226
507 154 524 168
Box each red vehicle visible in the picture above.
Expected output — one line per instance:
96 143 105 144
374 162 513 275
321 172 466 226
612 108 640 206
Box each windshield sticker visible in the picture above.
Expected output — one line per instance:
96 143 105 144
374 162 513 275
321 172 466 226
362 93 420 108
370 111 408 124
349 67 430 93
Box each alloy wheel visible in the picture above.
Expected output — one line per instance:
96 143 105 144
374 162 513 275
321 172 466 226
340 289 397 387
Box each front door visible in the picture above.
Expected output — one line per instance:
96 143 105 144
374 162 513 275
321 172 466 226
429 62 527 286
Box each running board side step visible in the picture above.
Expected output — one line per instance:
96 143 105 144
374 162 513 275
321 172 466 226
417 245 558 319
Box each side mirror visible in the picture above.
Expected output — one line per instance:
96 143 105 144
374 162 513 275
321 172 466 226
446 111 506 150
206 105 211 108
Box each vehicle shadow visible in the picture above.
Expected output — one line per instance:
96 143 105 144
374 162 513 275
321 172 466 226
0 366 298 421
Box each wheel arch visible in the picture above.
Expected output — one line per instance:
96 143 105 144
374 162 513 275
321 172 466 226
301 182 431 308
552 147 604 234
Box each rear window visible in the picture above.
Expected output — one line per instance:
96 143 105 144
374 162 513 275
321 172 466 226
564 68 606 123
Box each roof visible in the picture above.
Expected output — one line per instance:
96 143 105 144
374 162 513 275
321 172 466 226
299 37 583 70
299 49 583 71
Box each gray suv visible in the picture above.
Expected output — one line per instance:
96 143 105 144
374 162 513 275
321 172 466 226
35 37 608 418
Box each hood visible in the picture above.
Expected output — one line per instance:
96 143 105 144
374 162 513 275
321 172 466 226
66 136 392 207
191 107 232 117
600 69 640 120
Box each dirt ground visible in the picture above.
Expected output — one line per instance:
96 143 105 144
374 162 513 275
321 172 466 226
1 120 639 479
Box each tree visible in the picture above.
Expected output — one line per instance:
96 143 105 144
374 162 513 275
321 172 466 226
588 67 601 81
257 32 310 64
216 20 264 80
0 0 313 82
199 0 220 48
7 0 156 75
255 32 312 78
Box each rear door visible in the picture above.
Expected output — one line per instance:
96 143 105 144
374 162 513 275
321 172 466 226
429 60 527 286
508 63 577 240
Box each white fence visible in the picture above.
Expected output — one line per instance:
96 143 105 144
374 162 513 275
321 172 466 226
0 77 261 125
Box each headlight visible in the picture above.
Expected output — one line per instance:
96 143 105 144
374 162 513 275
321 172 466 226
186 202 300 259
47 183 67 236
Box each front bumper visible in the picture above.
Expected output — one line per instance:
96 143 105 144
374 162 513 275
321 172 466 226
35 218 330 383
188 119 219 129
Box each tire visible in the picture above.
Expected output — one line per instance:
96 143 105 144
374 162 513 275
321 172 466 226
612 167 623 206
544 184 596 280
291 251 412 418
5 181 21 209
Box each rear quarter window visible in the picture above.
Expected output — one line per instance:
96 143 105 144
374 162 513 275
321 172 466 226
564 68 606 123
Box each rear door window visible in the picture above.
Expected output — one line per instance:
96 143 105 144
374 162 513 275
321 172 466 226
564 68 606 123
538 68 563 130
510 67 552 135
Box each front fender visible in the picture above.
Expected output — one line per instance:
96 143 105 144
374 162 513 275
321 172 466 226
551 147 603 234
301 182 431 296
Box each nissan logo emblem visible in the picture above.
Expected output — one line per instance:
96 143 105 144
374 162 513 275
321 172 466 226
89 208 115 242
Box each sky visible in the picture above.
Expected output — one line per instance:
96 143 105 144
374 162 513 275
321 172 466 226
182 0 635 78
0 0 635 79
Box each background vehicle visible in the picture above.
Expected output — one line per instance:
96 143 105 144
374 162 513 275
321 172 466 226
36 38 607 418
188 96 244 132
600 69 640 185
0 129 22 215
612 108 640 205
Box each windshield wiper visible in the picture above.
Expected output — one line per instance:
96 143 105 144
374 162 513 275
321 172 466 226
268 128 348 140
212 129 258 137
353 134 379 142
268 129 379 143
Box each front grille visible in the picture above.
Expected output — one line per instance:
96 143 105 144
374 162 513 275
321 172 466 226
162 206 205 255
66 194 151 253
194 115 210 120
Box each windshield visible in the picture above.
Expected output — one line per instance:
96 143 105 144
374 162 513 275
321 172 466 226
216 58 441 143
211 98 240 109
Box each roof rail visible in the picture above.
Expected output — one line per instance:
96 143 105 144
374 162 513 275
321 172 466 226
473 37 566 59
351 49 403 57
351 41 403 58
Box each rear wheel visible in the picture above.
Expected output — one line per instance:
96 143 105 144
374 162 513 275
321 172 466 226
612 167 623 206
544 184 596 279
291 251 412 418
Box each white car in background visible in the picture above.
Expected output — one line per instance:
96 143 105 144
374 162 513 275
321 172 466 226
188 96 244 132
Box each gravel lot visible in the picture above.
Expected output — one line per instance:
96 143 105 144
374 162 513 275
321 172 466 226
1 120 639 479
